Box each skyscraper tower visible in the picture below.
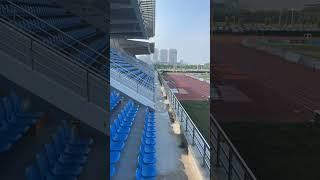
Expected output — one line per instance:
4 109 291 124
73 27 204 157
159 49 168 64
168 49 178 65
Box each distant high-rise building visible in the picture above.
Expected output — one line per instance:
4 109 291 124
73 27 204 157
179 59 184 65
153 48 159 62
159 49 168 64
168 49 177 65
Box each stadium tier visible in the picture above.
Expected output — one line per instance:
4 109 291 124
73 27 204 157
0 92 43 152
110 48 154 91
25 120 93 180
0 0 108 71
135 109 157 179
109 91 157 179
110 98 140 177
0 0 107 178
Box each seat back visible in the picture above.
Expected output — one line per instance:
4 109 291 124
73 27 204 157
25 165 42 180
45 143 57 168
9 92 23 113
52 133 65 154
2 97 14 123
36 153 50 179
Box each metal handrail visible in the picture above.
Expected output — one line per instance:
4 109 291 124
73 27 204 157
210 114 257 180
110 68 154 99
5 0 107 59
4 0 153 87
158 71 210 169
110 49 154 90
1 0 109 82
0 5 108 111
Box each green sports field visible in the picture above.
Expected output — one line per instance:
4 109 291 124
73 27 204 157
181 100 210 142
222 122 320 180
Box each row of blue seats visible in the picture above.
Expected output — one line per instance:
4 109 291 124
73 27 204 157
1 0 56 6
110 100 139 177
0 92 43 152
136 109 157 179
26 120 93 180
1 1 107 69
0 4 66 18
110 91 121 112
16 16 81 33
76 36 108 64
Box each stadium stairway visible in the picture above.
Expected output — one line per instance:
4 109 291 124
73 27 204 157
110 97 154 180
0 0 108 134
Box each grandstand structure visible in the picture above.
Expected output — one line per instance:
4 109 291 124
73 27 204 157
109 0 213 179
0 0 108 179
213 0 320 36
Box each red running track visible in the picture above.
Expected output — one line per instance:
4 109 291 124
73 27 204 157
213 35 320 123
163 73 210 101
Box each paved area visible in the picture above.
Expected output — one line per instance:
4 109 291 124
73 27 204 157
155 75 208 180
163 73 210 101
213 35 320 123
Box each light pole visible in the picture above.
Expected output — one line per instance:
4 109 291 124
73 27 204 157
278 10 282 26
291 8 294 26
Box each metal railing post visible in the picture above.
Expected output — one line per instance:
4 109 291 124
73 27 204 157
203 145 206 166
185 117 188 132
228 149 233 180
86 71 90 102
30 40 34 70
192 127 195 145
215 131 221 168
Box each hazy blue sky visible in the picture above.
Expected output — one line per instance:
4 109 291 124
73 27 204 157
151 0 210 64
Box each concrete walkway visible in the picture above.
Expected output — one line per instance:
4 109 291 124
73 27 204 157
154 74 207 180
111 104 147 180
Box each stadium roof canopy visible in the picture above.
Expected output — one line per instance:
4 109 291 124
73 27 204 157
110 0 155 39
118 39 155 55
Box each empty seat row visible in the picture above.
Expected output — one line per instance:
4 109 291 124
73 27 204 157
1 0 57 6
0 92 43 152
110 100 139 177
15 16 81 34
110 91 121 112
136 109 157 179
25 120 93 180
0 4 66 18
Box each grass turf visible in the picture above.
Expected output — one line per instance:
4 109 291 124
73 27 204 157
221 122 320 180
180 100 210 142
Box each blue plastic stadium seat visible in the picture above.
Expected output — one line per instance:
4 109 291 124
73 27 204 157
36 152 77 180
110 164 116 177
0 92 45 152
141 164 157 178
110 151 120 164
110 140 125 152
61 120 94 147
110 125 129 142
25 165 42 180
